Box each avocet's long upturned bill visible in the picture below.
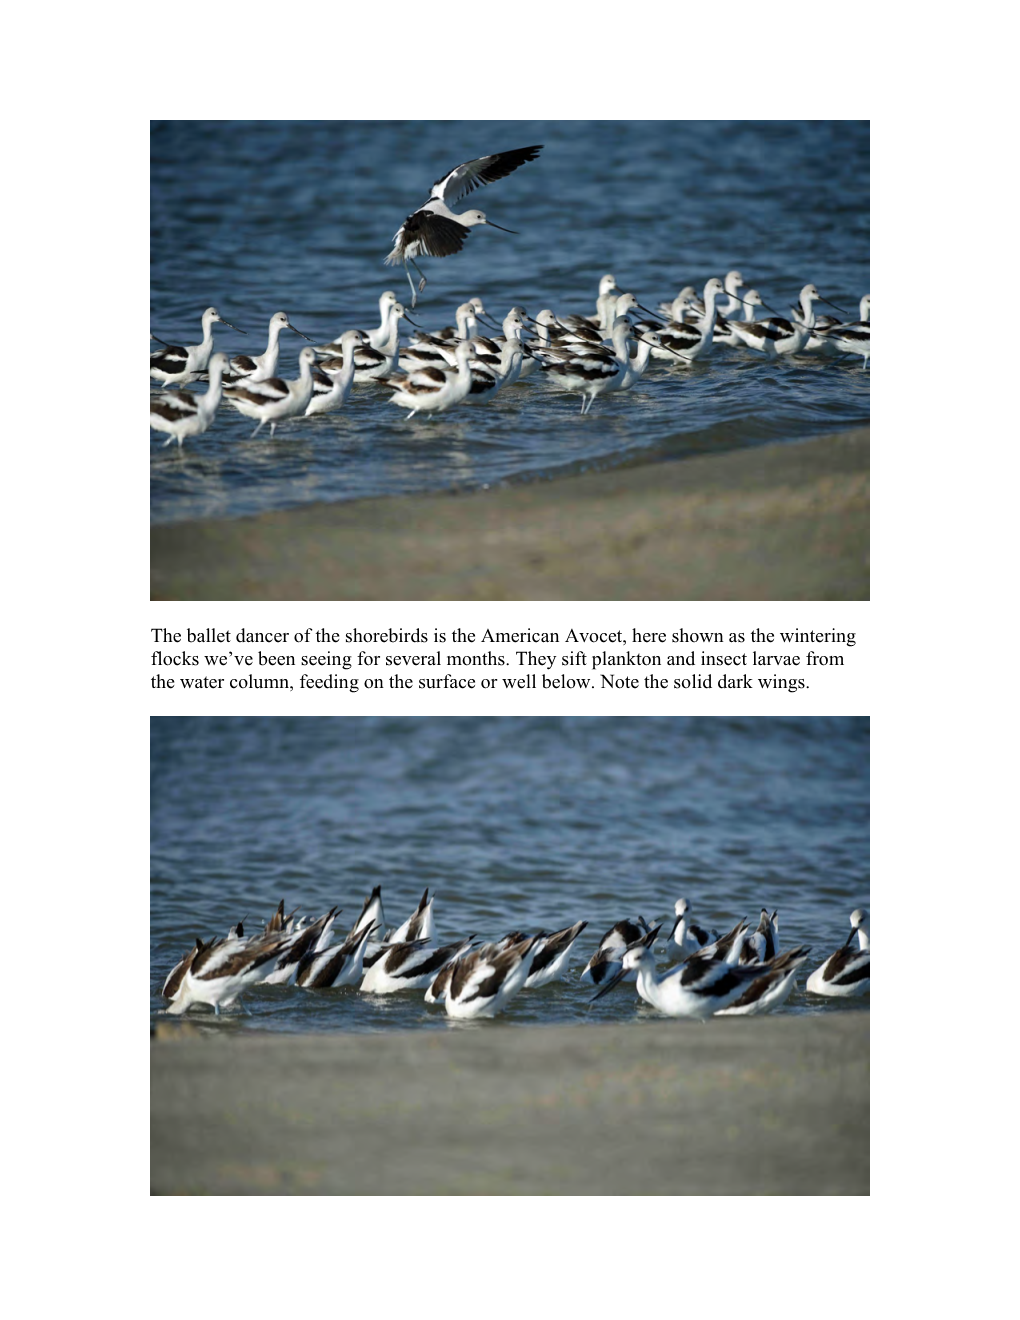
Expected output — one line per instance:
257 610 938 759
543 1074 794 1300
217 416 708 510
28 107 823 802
385 145 543 305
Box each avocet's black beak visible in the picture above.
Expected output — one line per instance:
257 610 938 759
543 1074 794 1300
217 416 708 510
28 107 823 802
820 295 849 315
842 927 857 948
591 964 628 1002
220 319 246 334
636 303 664 323
485 221 518 233
401 311 421 327
289 325 315 341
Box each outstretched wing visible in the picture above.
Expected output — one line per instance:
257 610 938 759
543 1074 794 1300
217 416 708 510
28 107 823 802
387 208 470 263
431 145 543 204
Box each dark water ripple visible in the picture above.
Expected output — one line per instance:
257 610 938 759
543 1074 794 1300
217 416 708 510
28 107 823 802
151 120 869 524
151 717 870 1033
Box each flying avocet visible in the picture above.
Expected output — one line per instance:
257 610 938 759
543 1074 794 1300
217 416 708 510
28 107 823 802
386 145 543 304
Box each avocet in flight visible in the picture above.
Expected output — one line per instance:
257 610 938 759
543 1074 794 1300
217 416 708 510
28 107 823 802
385 145 543 305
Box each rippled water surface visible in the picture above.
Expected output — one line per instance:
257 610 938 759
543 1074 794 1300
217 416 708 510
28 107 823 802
150 121 869 524
151 717 870 1032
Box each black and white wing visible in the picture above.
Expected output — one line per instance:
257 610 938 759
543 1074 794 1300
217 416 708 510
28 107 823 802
430 145 543 205
387 208 471 263
150 391 199 423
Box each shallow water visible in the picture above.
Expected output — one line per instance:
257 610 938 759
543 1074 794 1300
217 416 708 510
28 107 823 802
151 717 870 1032
150 120 869 525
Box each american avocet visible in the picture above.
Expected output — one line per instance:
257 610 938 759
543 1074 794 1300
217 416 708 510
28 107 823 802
150 307 245 386
806 909 870 996
385 145 543 304
579 916 653 985
738 908 779 963
165 931 291 1015
389 889 436 944
349 885 385 942
318 302 411 384
306 331 365 415
716 945 811 1016
733 285 842 358
295 922 373 989
149 352 229 448
262 907 340 985
442 935 544 1018
540 312 670 412
713 290 768 346
656 285 698 322
223 345 318 438
226 311 313 383
591 926 785 1019
361 936 474 995
316 297 409 369
384 339 479 418
523 920 589 988
652 277 727 364
668 899 719 958
820 297 870 368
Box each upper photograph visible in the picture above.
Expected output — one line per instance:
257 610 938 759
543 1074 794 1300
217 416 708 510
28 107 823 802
150 120 869 602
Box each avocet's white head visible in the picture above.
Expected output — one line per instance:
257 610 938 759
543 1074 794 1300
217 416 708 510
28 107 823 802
850 908 869 930
744 290 765 309
380 290 397 309
860 295 870 320
469 297 487 315
674 898 690 917
460 209 517 234
801 284 821 305
703 277 726 299
725 270 745 291
297 346 318 369
203 306 244 334
599 274 618 295
614 291 639 316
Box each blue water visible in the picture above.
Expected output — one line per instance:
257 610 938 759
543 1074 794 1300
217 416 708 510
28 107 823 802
151 717 870 1032
150 120 869 525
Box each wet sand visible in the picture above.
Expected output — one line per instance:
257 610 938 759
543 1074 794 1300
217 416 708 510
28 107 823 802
150 428 869 600
151 1013 868 1195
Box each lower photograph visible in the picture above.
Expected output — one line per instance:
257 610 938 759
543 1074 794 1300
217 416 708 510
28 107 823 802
151 715 870 1195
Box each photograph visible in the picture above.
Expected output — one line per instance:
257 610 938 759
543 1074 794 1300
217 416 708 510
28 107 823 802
151 715 870 1195
150 120 870 601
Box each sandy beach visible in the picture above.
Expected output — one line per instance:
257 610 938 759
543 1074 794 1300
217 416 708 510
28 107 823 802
151 428 868 601
151 1013 868 1194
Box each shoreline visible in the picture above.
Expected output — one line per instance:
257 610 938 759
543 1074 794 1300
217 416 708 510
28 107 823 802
151 1013 869 1195
150 427 869 600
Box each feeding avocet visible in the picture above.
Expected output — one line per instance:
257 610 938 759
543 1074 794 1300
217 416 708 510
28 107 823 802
386 145 543 304
361 936 474 995
442 935 545 1018
806 909 870 996
591 926 788 1019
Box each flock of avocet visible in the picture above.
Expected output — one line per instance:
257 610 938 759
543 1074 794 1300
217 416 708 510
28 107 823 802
161 888 870 1021
149 145 870 447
